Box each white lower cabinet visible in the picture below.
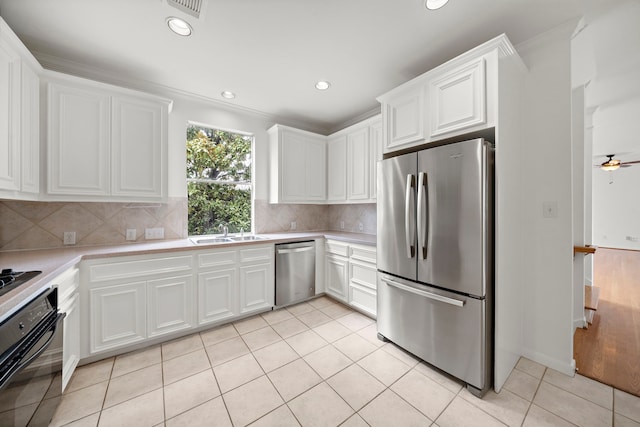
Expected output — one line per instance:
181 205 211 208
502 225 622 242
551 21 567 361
325 254 349 303
147 275 193 337
89 281 147 354
54 265 80 391
239 263 273 314
325 239 377 316
198 268 237 325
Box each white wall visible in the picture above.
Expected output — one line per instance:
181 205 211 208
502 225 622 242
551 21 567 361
516 24 576 375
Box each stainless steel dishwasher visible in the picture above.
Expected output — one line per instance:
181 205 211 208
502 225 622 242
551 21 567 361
275 241 316 306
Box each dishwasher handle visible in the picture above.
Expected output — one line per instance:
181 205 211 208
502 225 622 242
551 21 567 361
276 246 315 255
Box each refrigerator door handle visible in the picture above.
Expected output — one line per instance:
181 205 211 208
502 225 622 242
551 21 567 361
405 174 416 258
381 277 466 307
417 172 428 259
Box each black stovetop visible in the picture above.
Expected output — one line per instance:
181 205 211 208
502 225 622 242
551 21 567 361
0 270 42 298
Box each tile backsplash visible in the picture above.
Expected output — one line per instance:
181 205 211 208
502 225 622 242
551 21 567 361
1 198 376 251
254 199 376 235
0 198 188 251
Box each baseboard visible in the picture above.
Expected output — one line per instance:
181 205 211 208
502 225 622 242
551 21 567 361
574 316 587 330
521 348 576 377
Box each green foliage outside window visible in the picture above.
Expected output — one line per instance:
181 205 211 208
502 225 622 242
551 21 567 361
186 125 252 235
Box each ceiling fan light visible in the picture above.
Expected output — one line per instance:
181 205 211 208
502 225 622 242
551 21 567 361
601 163 620 171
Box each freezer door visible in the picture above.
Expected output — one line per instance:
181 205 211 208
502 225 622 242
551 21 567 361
377 152 417 281
416 139 491 297
377 273 490 392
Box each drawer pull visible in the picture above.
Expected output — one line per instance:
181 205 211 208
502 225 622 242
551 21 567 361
381 277 465 307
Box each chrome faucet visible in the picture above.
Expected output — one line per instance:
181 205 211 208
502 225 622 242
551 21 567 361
219 223 228 237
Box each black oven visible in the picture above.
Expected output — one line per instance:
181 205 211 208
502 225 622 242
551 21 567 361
0 287 65 426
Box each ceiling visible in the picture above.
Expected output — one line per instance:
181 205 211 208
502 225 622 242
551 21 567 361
0 0 585 134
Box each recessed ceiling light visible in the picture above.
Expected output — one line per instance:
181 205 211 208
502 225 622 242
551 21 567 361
221 91 236 99
315 81 331 91
424 0 449 10
166 17 192 36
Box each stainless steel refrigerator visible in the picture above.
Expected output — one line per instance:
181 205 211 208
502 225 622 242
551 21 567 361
377 138 493 397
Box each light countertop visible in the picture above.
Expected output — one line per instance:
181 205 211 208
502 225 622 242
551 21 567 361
0 231 375 319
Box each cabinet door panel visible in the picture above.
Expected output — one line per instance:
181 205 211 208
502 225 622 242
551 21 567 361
0 39 20 191
347 127 369 200
385 86 425 152
305 137 326 200
147 275 193 337
90 282 146 353
61 293 80 391
48 84 110 195
198 269 237 325
280 132 306 201
239 263 273 314
325 254 348 302
20 64 39 193
327 136 346 202
112 96 163 198
369 120 383 200
429 58 486 137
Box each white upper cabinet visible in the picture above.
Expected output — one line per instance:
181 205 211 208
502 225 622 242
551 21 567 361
327 135 347 202
377 35 518 154
380 83 426 153
0 17 41 198
369 119 382 200
429 57 486 137
0 36 21 192
111 96 164 198
346 126 369 200
268 124 326 204
48 82 111 197
45 72 170 202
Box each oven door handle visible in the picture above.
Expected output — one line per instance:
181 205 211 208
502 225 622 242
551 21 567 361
0 312 65 390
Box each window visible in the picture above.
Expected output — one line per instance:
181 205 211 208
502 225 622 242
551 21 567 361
186 124 252 235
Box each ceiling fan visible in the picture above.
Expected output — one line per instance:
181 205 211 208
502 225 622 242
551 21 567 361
595 154 640 171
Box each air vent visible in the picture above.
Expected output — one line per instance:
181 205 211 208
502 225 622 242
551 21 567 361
167 0 203 18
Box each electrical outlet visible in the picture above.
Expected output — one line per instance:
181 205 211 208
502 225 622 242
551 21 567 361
145 227 164 240
290 221 297 230
126 229 137 241
63 231 76 245
358 222 364 232
340 221 345 230
626 236 639 242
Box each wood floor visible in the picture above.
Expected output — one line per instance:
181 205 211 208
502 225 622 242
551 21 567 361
574 247 640 397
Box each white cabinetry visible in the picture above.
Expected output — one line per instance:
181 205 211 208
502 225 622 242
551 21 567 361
84 253 194 356
377 36 516 153
347 127 369 200
197 249 238 325
325 239 377 316
326 135 347 202
429 57 486 137
326 115 381 204
325 241 349 303
46 72 170 202
268 124 326 203
53 266 80 391
0 18 41 198
238 245 274 314
382 83 426 152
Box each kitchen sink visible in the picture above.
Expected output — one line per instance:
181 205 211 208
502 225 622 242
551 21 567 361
190 237 233 244
228 235 268 241
190 235 268 244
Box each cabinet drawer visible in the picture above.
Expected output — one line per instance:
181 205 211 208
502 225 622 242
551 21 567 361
349 283 376 317
55 267 80 303
198 250 237 269
239 246 273 264
350 245 376 264
326 241 349 257
350 261 377 290
88 255 193 283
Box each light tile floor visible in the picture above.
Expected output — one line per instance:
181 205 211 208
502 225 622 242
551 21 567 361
50 297 640 426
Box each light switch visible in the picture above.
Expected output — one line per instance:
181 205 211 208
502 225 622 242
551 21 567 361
126 229 137 241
